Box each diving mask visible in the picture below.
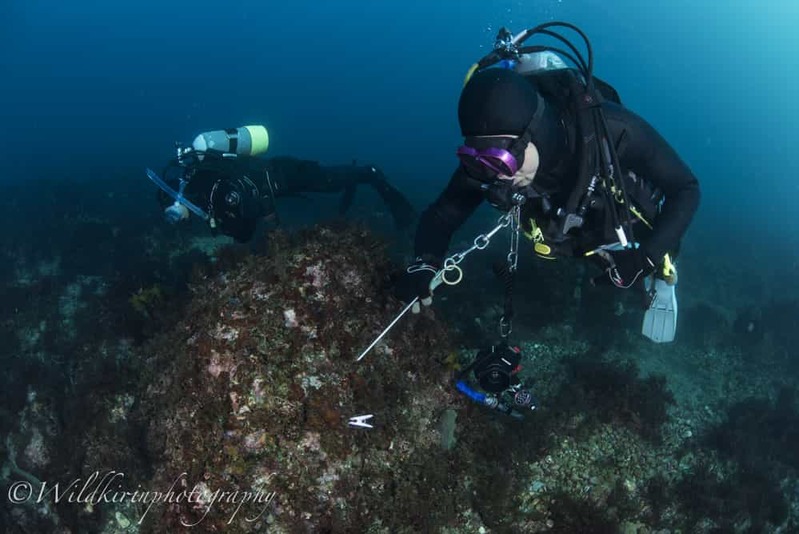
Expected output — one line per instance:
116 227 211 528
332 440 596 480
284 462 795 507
456 105 540 183
457 136 524 182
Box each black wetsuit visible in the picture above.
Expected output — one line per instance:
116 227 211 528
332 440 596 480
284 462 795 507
161 156 415 242
415 101 700 265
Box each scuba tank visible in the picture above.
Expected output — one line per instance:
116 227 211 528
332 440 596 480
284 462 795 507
187 125 270 161
512 51 569 75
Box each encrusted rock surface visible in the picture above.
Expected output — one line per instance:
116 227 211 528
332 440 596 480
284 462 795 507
127 226 488 532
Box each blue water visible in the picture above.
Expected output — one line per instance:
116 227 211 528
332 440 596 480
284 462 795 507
3 0 797 264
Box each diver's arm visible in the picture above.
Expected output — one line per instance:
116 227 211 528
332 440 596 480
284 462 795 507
156 158 220 215
619 109 700 261
414 167 485 264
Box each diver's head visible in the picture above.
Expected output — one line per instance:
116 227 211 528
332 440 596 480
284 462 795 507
456 68 561 187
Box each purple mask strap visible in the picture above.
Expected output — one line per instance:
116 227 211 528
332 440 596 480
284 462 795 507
479 147 520 175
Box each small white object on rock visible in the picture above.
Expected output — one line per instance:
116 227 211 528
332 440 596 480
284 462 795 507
284 309 298 328
115 511 131 528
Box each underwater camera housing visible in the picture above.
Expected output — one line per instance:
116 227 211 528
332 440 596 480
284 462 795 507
455 343 536 419
473 343 522 393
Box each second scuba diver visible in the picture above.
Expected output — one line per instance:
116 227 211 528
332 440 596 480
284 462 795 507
148 125 415 243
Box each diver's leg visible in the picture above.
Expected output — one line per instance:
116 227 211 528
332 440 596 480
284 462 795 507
362 166 416 230
266 157 416 228
327 164 416 229
266 157 352 194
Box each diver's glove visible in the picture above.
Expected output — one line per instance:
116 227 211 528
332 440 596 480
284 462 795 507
592 248 655 289
394 257 443 313
164 202 190 224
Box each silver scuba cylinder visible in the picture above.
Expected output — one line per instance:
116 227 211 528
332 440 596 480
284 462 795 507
190 125 270 160
513 51 568 75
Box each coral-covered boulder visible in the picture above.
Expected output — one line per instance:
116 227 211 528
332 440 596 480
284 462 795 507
133 226 469 532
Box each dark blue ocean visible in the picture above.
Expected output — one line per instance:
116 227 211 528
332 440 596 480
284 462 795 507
4 1 798 257
2 1 798 532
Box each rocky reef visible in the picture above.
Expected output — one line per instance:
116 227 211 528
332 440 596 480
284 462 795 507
45 224 528 533
3 205 799 532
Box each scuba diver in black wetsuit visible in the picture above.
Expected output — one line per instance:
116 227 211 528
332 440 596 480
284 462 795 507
389 22 700 419
147 125 415 243
394 22 699 351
